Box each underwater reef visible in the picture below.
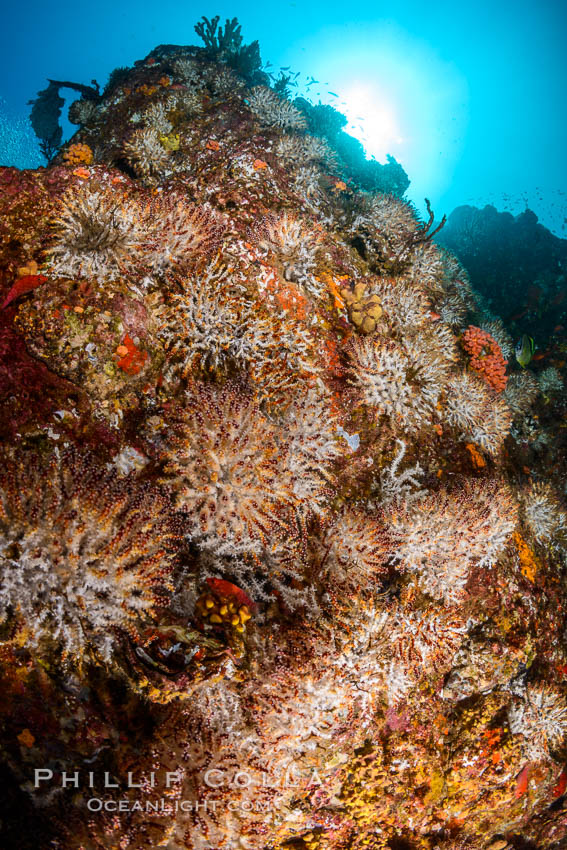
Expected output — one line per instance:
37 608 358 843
438 204 567 346
1 15 567 850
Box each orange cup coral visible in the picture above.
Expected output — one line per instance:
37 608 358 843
63 143 94 165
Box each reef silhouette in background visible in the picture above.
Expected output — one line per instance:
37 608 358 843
439 204 567 343
1 14 567 850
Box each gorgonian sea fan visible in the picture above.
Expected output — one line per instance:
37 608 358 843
0 448 178 663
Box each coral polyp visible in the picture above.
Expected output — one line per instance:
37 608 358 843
248 85 307 130
145 197 224 276
0 449 178 664
123 126 174 183
1 15 567 850
462 324 509 392
385 480 518 603
161 381 331 550
48 182 144 281
347 331 453 433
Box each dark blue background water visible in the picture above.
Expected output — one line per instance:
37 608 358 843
1 0 566 235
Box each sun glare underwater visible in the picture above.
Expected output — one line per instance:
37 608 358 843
1 3 567 850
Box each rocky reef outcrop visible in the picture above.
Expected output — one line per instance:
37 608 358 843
1 17 567 850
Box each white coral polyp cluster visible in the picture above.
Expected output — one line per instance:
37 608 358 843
248 85 307 131
508 684 567 758
162 382 336 554
123 127 172 182
258 212 323 298
523 482 567 544
480 319 515 359
503 371 540 418
386 480 518 604
348 332 453 433
156 257 319 398
276 134 336 168
388 610 467 672
317 507 386 588
352 194 422 264
445 372 512 455
49 184 221 287
49 184 144 281
538 366 564 395
171 57 205 87
156 260 252 376
0 452 174 663
143 101 173 134
146 199 222 277
284 391 341 511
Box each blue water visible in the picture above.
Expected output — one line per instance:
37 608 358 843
1 0 566 235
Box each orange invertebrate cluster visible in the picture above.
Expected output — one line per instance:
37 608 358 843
115 333 149 375
465 442 487 469
195 580 253 633
513 531 540 582
462 325 508 392
63 143 94 165
136 83 158 96
263 272 310 319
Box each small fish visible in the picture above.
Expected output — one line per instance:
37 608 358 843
515 334 535 368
